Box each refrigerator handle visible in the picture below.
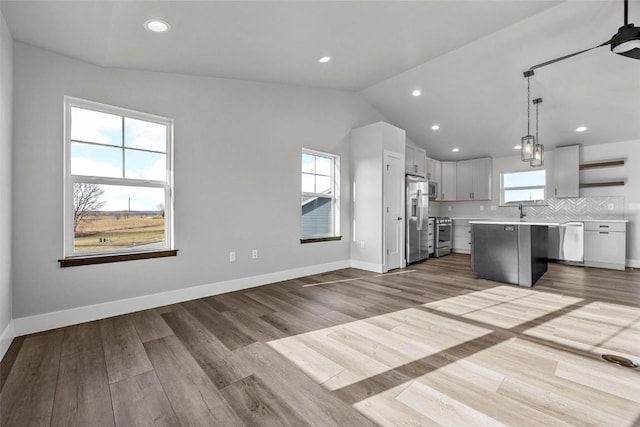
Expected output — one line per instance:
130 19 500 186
417 189 423 230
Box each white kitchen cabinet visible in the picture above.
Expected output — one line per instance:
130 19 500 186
553 145 579 198
441 161 457 201
584 221 626 270
452 220 471 254
456 157 492 201
426 157 442 200
456 160 473 200
405 145 426 177
351 122 406 273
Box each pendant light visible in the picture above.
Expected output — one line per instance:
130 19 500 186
530 98 544 167
521 70 535 162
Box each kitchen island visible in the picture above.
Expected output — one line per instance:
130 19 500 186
470 220 558 287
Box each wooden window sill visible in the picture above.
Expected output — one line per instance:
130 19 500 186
59 249 178 268
300 236 342 244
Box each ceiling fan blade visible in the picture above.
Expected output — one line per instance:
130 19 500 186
528 39 612 72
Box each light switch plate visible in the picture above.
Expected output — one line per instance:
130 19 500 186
491 205 497 211
447 206 452 211
479 205 484 211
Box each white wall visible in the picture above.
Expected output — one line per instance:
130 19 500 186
0 11 13 357
433 141 640 265
11 42 385 326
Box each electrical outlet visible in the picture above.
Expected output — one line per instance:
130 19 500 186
491 205 497 211
479 205 485 211
607 203 615 211
359 240 365 249
447 206 452 211
229 251 236 262
251 249 258 259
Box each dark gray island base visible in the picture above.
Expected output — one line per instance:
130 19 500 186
471 223 549 287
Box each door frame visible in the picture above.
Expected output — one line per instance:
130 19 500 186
383 149 405 272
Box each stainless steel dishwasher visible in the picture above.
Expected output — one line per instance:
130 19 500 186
548 222 584 264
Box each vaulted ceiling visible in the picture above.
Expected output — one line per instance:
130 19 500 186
2 0 639 159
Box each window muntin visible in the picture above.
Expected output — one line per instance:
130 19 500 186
301 150 339 239
501 170 546 205
64 97 173 257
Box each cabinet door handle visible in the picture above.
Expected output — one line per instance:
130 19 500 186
414 165 418 173
555 188 557 196
599 225 610 228
599 232 609 234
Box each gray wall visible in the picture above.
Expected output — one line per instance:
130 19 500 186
11 42 384 319
0 11 13 346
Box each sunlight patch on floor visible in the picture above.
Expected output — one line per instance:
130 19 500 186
423 285 582 328
268 307 492 390
523 300 640 360
353 337 640 427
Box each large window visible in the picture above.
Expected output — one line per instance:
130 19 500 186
301 149 340 239
501 169 546 205
64 97 173 258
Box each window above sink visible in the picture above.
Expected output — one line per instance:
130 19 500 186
501 169 546 206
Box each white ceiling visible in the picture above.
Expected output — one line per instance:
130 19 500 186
1 0 639 159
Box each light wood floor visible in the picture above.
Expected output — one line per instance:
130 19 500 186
1 254 639 426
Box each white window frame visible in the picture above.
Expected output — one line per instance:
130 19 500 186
500 169 546 206
301 148 340 239
63 96 174 258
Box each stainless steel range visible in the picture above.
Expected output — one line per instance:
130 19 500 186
434 217 452 257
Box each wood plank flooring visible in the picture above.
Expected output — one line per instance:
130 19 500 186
1 254 639 426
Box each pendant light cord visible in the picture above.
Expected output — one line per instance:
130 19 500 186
535 100 539 142
526 76 531 135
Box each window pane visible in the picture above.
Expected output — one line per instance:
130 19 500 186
73 183 165 254
315 175 331 194
301 173 315 193
125 149 166 181
302 153 315 173
71 142 123 178
315 156 331 176
124 118 167 152
301 196 333 237
504 188 545 203
71 107 122 146
504 170 545 188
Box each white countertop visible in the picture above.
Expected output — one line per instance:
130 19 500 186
466 218 628 226
469 219 562 226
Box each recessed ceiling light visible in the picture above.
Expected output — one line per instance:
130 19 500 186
318 56 332 63
452 148 460 153
575 126 588 132
144 19 170 33
514 145 522 150
412 89 421 97
431 124 440 130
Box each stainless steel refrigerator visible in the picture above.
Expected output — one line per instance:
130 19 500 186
406 175 430 264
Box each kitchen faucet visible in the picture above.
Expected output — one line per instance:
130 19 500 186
518 202 526 219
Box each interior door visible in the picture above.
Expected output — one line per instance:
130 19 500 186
384 151 404 271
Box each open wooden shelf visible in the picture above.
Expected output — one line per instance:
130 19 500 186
579 160 625 170
579 181 625 188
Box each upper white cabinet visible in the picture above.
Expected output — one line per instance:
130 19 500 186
553 145 579 198
426 157 442 200
405 145 426 177
456 157 492 200
441 161 457 201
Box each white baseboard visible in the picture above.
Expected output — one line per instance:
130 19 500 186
0 320 15 362
626 259 640 268
350 260 385 273
13 260 350 337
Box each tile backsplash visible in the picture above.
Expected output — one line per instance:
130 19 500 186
432 196 626 220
